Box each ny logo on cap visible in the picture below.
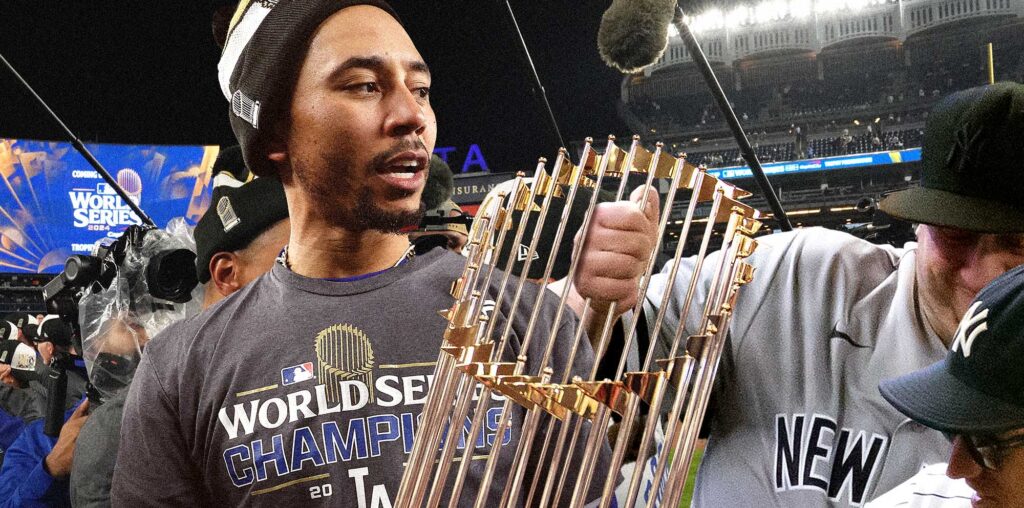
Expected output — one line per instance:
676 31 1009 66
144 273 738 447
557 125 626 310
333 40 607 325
951 301 989 358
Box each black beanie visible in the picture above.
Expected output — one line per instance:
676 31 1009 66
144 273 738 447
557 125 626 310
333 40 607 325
218 0 402 177
194 148 289 283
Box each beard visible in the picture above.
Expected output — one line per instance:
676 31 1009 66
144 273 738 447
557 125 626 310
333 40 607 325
293 141 425 234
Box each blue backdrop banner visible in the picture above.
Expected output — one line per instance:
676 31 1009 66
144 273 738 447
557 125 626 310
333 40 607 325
0 139 217 273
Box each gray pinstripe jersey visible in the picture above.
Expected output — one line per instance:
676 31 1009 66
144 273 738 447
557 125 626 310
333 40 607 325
644 228 951 507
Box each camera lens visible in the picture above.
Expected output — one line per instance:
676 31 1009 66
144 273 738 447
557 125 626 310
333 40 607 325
145 249 199 303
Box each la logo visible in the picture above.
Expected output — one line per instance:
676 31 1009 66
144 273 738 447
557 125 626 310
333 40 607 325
951 301 989 358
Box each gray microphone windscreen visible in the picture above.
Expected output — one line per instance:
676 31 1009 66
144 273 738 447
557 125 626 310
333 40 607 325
422 154 454 211
597 0 678 74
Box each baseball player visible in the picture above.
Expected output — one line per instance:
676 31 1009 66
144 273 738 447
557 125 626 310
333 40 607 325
643 83 1024 506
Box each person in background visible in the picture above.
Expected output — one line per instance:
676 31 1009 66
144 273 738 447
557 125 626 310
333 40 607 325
0 327 89 508
874 264 1024 507
643 83 1024 507
193 146 291 310
69 147 289 508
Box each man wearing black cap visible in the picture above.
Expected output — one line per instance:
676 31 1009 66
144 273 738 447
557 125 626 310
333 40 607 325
113 2 640 505
876 264 1024 507
66 157 289 508
192 147 291 309
646 82 1024 507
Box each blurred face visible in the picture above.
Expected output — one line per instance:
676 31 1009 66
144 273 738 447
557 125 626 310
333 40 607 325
947 430 1024 507
280 6 436 233
915 225 1024 343
95 317 149 357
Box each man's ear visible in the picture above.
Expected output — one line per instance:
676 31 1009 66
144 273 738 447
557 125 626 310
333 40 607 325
267 139 288 164
209 252 243 298
37 342 54 365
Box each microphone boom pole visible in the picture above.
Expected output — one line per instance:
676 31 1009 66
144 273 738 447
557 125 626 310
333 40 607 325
501 0 568 151
671 6 792 231
0 51 155 227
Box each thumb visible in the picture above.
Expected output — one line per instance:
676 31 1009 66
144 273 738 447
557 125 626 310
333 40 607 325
629 185 660 224
71 399 90 419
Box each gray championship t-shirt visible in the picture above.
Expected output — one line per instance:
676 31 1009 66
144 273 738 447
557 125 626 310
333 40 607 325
113 248 610 506
644 228 951 507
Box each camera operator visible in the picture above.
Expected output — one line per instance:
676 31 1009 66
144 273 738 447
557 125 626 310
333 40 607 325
69 151 288 508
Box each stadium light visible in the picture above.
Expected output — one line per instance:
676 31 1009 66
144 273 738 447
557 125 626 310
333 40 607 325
755 0 789 22
790 0 813 19
727 6 752 27
688 8 726 33
815 0 846 14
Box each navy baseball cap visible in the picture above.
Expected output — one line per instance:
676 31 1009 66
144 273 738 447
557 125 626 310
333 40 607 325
880 264 1024 434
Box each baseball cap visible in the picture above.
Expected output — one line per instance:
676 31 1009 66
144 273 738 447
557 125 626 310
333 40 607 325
0 320 18 341
194 147 289 283
879 82 1024 233
880 264 1024 434
484 179 614 281
0 340 40 383
218 0 401 177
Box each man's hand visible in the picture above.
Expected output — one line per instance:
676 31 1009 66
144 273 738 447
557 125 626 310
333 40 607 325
44 399 90 478
0 364 18 388
572 185 660 316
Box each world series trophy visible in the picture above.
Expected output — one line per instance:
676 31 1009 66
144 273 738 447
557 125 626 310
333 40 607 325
393 134 764 508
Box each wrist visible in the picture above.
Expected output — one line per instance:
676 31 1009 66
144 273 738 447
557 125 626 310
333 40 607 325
43 453 66 478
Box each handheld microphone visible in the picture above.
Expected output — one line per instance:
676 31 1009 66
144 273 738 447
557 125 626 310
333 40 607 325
597 0 678 73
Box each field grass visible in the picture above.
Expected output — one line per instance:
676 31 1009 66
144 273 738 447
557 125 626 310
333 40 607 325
678 448 703 507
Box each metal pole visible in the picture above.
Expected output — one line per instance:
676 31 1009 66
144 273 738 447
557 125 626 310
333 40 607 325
671 8 792 231
0 52 155 226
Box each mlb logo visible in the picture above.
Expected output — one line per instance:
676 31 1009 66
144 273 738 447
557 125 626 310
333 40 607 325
281 362 315 386
96 182 116 195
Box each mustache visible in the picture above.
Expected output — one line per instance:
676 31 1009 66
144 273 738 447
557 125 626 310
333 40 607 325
367 138 429 170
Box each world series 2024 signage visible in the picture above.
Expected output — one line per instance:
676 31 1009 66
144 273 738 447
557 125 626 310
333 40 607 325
0 139 216 273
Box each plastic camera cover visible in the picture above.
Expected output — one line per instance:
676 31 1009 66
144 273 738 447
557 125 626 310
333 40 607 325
78 218 203 400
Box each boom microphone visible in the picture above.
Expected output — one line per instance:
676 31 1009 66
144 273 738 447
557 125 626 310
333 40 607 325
597 0 678 73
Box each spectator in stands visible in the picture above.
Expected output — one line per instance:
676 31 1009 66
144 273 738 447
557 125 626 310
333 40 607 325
873 265 1024 507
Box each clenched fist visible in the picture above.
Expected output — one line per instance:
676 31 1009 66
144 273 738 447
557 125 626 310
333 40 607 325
573 185 660 315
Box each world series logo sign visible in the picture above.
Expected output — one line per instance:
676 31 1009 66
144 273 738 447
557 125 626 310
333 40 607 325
0 138 217 272
69 170 143 230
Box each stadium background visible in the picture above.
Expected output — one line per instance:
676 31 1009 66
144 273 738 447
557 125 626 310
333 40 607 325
0 1 1021 505
2 0 1021 306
